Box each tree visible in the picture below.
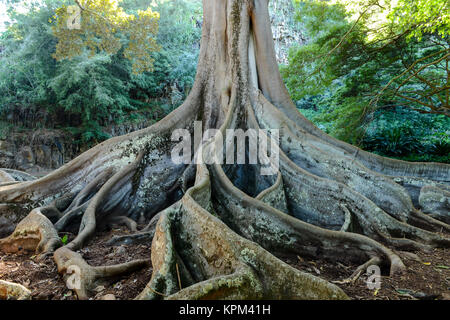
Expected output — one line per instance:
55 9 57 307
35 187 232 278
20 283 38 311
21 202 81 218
0 0 59 120
52 0 160 74
0 0 201 145
281 0 449 146
0 0 449 300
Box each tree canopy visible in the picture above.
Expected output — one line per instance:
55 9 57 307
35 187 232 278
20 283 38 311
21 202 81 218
0 0 202 144
281 0 449 161
0 0 448 159
52 0 160 74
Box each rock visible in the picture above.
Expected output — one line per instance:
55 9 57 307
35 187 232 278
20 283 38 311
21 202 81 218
100 294 116 300
51 150 63 168
0 123 151 172
35 145 52 167
14 146 34 170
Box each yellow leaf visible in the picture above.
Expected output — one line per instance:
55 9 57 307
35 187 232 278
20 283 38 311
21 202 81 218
373 289 379 296
423 262 431 265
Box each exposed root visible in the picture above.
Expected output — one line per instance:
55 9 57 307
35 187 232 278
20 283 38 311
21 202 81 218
339 204 352 232
0 181 20 188
106 231 154 247
104 215 138 232
137 168 348 300
142 211 163 233
407 208 450 233
255 172 288 213
278 154 449 249
63 168 115 214
66 152 145 251
0 169 36 182
0 280 32 300
210 159 407 277
54 246 149 300
332 256 382 285
0 170 15 183
419 185 450 224
0 210 61 255
251 103 450 250
54 201 90 232
106 212 163 246
380 236 432 252
251 90 450 234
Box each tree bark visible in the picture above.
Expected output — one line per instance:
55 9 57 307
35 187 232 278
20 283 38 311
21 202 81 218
0 0 448 300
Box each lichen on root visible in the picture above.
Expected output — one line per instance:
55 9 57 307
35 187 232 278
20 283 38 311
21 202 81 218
0 0 449 300
0 209 61 256
0 280 32 300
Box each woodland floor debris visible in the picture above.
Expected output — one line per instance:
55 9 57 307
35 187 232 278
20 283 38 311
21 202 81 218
0 224 447 300
0 226 152 300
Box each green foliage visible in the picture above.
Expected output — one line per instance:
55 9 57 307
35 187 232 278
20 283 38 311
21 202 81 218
390 0 450 40
52 0 160 74
361 108 450 162
363 123 422 156
47 52 134 143
151 0 202 96
60 234 68 245
282 0 450 162
429 137 450 157
0 0 59 115
0 0 202 145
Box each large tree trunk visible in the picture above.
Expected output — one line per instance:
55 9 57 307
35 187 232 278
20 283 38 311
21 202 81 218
0 0 448 300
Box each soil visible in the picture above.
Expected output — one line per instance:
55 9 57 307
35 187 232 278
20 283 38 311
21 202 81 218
281 247 450 300
0 225 152 300
0 224 448 300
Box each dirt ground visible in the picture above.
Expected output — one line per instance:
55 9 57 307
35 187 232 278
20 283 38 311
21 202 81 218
282 247 450 300
0 226 152 300
0 225 448 300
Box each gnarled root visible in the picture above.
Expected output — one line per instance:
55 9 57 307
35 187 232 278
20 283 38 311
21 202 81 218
0 170 15 184
0 169 36 182
104 216 138 232
419 185 450 224
54 246 149 300
106 212 162 246
0 280 31 300
332 256 381 285
0 209 61 256
137 165 348 300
